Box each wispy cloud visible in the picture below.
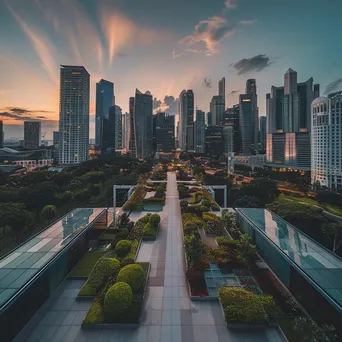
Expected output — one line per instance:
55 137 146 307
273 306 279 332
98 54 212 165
228 90 239 95
174 0 254 58
325 78 342 94
203 77 212 88
6 1 58 85
231 54 273 75
0 107 54 122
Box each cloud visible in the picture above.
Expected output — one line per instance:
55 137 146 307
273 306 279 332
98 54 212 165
6 2 58 85
153 97 162 110
0 107 54 122
174 16 235 57
228 90 239 95
163 95 179 115
203 77 212 88
325 78 342 95
231 54 272 75
225 0 238 9
239 20 257 25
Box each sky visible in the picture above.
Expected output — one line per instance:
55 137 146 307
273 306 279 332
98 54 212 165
1 0 342 140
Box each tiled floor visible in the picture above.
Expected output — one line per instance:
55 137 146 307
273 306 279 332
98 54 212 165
15 172 286 342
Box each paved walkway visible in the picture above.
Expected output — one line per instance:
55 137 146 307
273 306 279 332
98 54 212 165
15 172 285 342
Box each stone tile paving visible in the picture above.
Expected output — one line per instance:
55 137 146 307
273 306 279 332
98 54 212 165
15 172 285 342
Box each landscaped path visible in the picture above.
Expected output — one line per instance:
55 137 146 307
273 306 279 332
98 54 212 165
15 172 285 342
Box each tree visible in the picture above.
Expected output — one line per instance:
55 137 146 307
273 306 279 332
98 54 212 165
293 317 338 342
221 212 240 239
184 234 203 267
41 205 57 222
236 234 257 267
0 203 33 241
234 195 262 208
321 223 342 254
246 178 279 204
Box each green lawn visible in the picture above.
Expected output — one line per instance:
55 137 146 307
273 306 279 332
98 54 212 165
69 250 106 277
280 194 342 217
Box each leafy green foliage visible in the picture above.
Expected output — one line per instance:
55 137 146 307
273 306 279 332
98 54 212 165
115 240 132 257
234 195 262 208
189 192 202 204
87 258 120 291
83 301 105 324
184 234 203 267
41 205 57 221
218 287 268 324
184 222 199 236
116 264 146 292
143 222 157 237
138 214 151 224
211 203 220 211
69 251 106 277
103 282 133 320
202 199 211 207
236 234 257 267
149 214 161 227
203 212 222 236
259 296 282 317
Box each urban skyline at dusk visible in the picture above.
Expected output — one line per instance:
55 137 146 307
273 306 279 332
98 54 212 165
1 0 342 139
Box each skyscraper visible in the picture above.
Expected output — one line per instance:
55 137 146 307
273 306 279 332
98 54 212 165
225 105 240 154
178 89 194 151
24 121 41 149
101 105 116 153
311 94 342 190
128 97 135 155
218 77 226 102
205 126 223 157
130 89 153 158
260 116 266 151
58 65 90 164
239 94 256 154
206 112 212 126
121 112 129 151
115 105 122 150
223 126 233 155
0 120 3 148
195 109 205 153
95 79 114 147
153 112 175 153
210 96 225 127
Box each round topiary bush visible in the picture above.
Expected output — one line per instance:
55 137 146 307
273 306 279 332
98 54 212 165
121 258 135 268
149 214 161 227
115 240 132 257
87 258 120 291
103 282 132 320
116 264 145 292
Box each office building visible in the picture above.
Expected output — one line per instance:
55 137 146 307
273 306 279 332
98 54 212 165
260 116 266 151
153 112 175 153
101 105 116 153
311 94 342 190
178 89 194 151
195 109 205 153
53 131 59 147
218 77 226 102
24 121 41 149
130 89 153 158
95 79 114 147
128 97 135 154
115 105 122 149
237 208 342 336
225 105 240 154
210 95 225 126
223 126 233 155
239 94 257 154
205 126 223 157
266 69 320 134
0 120 3 148
58 65 90 164
122 112 129 150
266 69 319 171
206 112 212 126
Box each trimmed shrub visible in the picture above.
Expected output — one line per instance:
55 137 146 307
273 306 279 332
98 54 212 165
203 212 220 222
115 240 132 257
83 301 105 324
139 214 151 224
182 213 202 225
188 192 202 204
103 282 132 320
211 203 220 211
149 214 161 227
143 222 157 237
200 205 210 212
156 185 165 193
259 296 282 317
116 264 146 292
202 199 211 207
218 287 268 324
184 222 198 236
121 258 135 268
87 258 120 291
116 228 129 239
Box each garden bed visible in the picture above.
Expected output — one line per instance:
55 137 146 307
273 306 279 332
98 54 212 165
82 262 150 329
69 251 106 278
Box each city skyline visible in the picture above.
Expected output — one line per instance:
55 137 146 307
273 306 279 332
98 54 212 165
1 0 342 139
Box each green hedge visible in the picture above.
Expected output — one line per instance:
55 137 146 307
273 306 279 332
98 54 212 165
143 222 157 237
116 264 146 293
149 214 160 227
103 282 133 320
218 287 268 324
87 258 120 291
83 301 105 324
188 192 203 204
115 240 132 257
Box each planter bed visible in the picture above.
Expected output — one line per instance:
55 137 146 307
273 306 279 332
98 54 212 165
68 251 107 278
82 262 150 329
142 223 160 241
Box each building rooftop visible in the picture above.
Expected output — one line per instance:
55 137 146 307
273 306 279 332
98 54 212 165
0 208 106 312
237 208 342 312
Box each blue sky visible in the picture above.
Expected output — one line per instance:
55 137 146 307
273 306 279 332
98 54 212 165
0 0 342 139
